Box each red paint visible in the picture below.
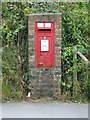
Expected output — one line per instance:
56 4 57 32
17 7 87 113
35 22 54 68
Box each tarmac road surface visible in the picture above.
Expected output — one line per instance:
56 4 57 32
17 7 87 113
2 102 88 118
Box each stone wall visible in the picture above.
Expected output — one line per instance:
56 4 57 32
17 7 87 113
28 13 61 97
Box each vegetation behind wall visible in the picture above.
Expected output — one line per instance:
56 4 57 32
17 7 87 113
1 2 89 102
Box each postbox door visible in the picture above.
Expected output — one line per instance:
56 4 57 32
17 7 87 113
36 36 52 67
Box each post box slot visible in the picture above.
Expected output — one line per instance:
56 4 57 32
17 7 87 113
38 29 51 31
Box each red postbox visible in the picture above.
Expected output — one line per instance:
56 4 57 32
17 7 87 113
35 22 54 68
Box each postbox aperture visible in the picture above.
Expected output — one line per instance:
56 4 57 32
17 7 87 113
35 22 54 68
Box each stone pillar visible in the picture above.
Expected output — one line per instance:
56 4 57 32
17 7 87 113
28 13 61 97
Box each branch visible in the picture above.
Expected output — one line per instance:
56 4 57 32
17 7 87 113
77 51 90 65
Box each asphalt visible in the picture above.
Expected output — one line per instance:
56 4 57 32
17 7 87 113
2 102 88 118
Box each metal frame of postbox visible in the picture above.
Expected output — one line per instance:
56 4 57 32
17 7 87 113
35 22 54 68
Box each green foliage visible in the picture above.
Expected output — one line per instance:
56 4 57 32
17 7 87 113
2 2 31 46
61 3 89 102
2 45 17 74
2 79 22 101
2 45 23 101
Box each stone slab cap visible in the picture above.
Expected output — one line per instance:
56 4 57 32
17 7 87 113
28 13 62 16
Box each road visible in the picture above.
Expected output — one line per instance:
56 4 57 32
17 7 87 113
2 102 88 118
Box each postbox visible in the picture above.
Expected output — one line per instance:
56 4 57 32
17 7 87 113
35 22 54 68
